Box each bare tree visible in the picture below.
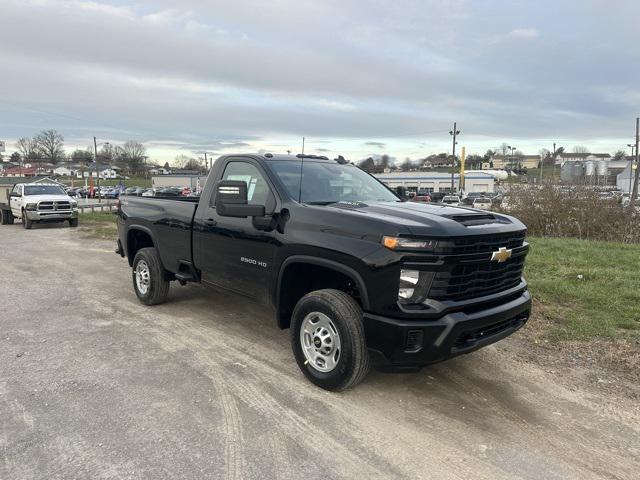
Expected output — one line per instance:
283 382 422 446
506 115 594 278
572 145 590 154
71 148 94 164
15 137 38 163
399 158 413 171
34 129 65 163
174 154 205 173
498 143 510 156
121 140 147 175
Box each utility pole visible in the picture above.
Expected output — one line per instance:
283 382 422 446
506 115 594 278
552 142 557 179
632 117 640 202
93 136 101 204
449 123 460 192
204 152 209 171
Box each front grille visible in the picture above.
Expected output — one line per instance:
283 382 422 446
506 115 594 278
429 254 525 301
38 201 71 211
434 231 526 255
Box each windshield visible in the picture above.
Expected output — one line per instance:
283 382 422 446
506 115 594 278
268 160 399 204
24 185 66 196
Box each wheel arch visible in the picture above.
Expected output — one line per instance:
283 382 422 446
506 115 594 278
126 225 157 266
275 255 370 329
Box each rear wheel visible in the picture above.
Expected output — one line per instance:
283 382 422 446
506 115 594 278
291 289 370 391
132 247 170 305
1 210 8 225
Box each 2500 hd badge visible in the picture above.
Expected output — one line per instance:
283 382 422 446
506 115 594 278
116 153 531 391
241 256 268 268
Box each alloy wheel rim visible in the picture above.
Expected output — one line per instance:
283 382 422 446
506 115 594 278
135 260 151 295
300 312 341 373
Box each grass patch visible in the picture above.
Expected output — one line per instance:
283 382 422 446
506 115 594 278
79 211 117 239
526 237 640 341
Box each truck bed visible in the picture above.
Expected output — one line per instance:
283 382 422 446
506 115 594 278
118 195 199 273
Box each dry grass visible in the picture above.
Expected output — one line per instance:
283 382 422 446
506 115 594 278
499 184 640 243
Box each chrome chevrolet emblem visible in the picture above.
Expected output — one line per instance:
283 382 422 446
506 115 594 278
491 246 512 263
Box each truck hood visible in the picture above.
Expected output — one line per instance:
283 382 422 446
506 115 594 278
25 194 74 202
322 200 525 237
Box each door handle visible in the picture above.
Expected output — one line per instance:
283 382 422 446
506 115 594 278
204 218 217 227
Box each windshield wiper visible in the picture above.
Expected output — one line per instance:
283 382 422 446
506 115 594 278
305 201 339 205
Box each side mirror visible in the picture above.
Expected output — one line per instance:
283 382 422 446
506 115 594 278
9 192 20 198
215 180 265 218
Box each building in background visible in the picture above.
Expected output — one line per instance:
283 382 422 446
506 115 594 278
152 174 207 190
374 171 495 194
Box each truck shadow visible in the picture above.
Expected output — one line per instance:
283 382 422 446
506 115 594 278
168 283 545 430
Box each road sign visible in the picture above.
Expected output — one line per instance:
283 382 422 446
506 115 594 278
0 141 5 153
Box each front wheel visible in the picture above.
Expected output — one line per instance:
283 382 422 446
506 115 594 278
132 247 170 305
23 211 32 229
291 289 370 391
69 218 78 227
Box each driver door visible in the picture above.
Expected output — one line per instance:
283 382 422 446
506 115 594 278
194 158 278 304
9 184 23 217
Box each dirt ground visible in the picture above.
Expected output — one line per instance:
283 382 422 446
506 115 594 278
1 223 639 480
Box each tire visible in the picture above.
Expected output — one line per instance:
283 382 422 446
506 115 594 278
291 289 370 391
7 213 14 225
23 211 32 230
0 210 7 225
132 247 170 305
69 218 79 227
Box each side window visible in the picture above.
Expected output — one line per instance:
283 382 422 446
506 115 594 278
220 162 272 206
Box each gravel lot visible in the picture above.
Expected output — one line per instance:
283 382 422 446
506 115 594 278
1 223 639 480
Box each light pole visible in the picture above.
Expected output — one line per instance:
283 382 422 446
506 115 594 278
449 123 460 192
507 146 516 171
628 144 636 195
93 137 109 203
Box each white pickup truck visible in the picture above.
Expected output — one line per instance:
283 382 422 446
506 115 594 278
2 183 79 229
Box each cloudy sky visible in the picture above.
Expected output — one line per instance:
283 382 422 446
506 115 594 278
1 0 639 163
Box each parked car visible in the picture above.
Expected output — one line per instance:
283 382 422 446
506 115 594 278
141 188 155 197
462 192 487 205
2 182 78 228
441 195 461 206
472 198 493 210
156 187 182 197
116 153 531 391
410 195 431 203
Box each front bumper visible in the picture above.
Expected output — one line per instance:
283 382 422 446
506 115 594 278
26 210 78 221
363 288 531 366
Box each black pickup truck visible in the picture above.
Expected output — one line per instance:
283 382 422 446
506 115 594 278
116 153 531 390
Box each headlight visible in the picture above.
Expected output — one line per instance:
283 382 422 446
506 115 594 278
71 201 78 209
383 236 437 250
398 269 435 305
25 203 38 211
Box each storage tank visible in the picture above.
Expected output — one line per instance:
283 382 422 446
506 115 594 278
572 162 584 181
596 160 609 177
561 161 575 182
584 160 596 176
